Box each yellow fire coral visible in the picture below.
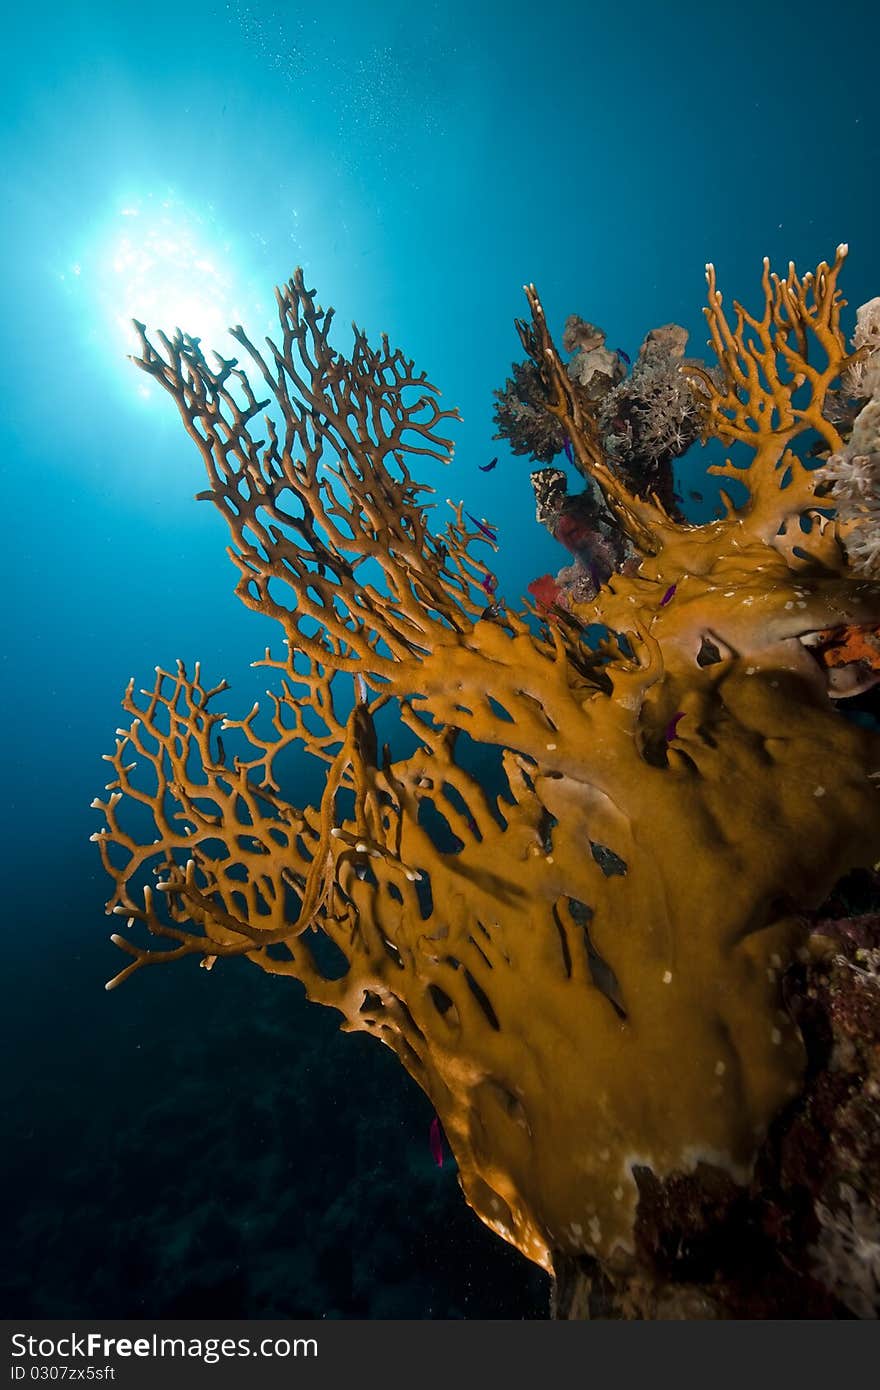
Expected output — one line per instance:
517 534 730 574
93 248 880 1279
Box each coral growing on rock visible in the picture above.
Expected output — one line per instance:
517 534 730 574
494 309 709 520
841 297 880 401
595 322 704 515
528 466 632 602
817 368 880 578
93 248 880 1307
492 358 567 464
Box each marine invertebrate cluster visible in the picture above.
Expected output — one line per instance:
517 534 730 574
840 296 880 400
817 368 880 578
492 356 566 464
529 466 632 603
494 309 708 522
596 322 704 514
94 248 880 1301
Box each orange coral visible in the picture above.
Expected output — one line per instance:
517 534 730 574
816 623 880 669
94 252 880 1279
810 621 880 697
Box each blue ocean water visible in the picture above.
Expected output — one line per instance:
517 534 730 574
1 0 877 1318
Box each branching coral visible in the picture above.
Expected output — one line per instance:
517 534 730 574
94 250 880 1289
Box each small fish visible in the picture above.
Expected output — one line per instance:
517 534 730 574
429 1116 444 1168
660 584 677 606
614 347 631 365
562 437 575 465
665 712 684 743
481 573 498 595
478 457 498 473
480 602 504 622
465 511 497 543
688 490 703 502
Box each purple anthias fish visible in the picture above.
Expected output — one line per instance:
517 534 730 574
479 456 498 472
660 583 677 606
429 1116 444 1168
465 511 497 543
665 712 684 743
481 573 498 594
614 347 631 365
562 437 574 465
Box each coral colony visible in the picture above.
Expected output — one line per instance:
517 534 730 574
94 249 880 1315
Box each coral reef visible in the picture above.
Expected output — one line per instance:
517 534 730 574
494 307 709 528
839 296 880 401
492 358 567 464
817 386 880 579
94 248 880 1311
595 322 704 515
561 315 626 398
552 871 880 1318
529 466 632 603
